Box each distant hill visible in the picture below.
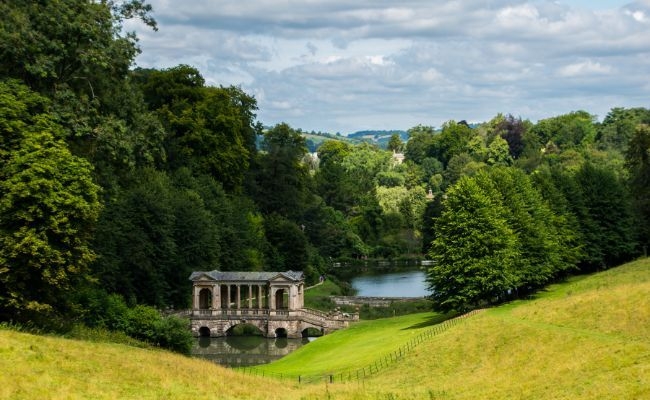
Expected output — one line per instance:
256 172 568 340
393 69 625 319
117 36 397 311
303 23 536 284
302 131 362 152
347 130 408 149
260 128 409 152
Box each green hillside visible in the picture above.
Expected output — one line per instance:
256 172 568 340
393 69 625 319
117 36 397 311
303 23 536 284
2 258 648 399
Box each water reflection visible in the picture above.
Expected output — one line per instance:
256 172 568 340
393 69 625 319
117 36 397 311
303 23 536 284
192 336 312 367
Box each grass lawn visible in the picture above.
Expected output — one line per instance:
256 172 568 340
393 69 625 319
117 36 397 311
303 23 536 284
254 311 451 377
2 258 649 399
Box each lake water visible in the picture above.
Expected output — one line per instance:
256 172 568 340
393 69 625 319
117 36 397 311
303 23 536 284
192 336 313 368
351 269 429 297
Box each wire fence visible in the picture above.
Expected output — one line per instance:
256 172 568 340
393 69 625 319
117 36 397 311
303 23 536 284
239 308 482 384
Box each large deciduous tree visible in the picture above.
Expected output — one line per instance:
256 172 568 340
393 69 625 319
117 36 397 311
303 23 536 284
135 66 259 192
0 81 101 320
427 176 519 312
480 167 571 289
626 124 650 252
253 123 310 219
574 162 637 269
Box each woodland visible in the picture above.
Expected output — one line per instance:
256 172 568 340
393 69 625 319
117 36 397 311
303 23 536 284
1 1 649 351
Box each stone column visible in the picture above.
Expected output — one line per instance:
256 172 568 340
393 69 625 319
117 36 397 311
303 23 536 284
299 283 304 309
212 284 220 309
226 285 231 309
257 285 263 309
270 287 276 310
289 284 296 310
236 285 241 309
248 284 253 309
192 285 199 309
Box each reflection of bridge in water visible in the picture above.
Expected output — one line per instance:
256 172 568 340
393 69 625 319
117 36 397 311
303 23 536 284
192 336 309 367
188 270 358 338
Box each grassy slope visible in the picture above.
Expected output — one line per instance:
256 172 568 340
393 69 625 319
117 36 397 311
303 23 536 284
1 258 648 399
255 312 450 376
356 258 650 399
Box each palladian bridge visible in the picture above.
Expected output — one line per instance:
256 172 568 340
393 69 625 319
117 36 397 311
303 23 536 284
189 270 358 339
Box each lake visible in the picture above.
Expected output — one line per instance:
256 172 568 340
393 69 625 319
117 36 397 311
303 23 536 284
192 335 314 368
351 269 430 297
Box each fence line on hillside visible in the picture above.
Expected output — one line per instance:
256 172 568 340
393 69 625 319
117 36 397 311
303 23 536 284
239 308 482 384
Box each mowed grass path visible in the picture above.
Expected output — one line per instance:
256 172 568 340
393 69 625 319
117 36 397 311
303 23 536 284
1 258 649 399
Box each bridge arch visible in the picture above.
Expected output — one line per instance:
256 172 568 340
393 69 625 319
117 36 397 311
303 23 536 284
301 327 323 338
198 326 211 337
226 322 265 336
275 327 288 338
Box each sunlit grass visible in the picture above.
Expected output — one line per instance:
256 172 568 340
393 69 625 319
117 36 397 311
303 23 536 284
0 329 301 400
254 311 451 377
2 258 649 399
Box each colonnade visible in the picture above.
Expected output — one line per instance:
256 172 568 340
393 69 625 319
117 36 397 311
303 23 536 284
193 281 304 311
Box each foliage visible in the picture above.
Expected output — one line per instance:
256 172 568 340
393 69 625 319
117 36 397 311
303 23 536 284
495 114 529 159
404 125 436 164
0 0 154 94
573 162 637 269
92 168 267 308
252 123 310 218
481 167 572 288
428 176 519 311
0 81 101 320
626 124 650 252
387 133 403 152
1 0 648 350
135 66 260 192
531 111 596 150
73 288 192 354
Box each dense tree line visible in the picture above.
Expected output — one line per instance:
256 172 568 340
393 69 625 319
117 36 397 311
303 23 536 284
1 0 648 338
424 111 648 312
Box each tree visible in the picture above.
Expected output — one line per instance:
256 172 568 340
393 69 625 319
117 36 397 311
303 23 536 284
387 133 403 152
314 141 356 212
252 123 310 219
574 162 637 269
531 111 596 150
0 82 101 320
263 214 309 271
598 107 650 151
136 66 259 192
626 124 650 253
485 136 513 166
433 120 477 167
405 125 436 164
0 0 155 95
427 176 518 312
496 114 529 159
480 167 571 289
0 0 164 197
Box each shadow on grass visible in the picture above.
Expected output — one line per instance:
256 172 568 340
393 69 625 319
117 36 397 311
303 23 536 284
401 311 458 330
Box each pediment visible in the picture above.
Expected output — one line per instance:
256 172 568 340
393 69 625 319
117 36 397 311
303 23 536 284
190 272 217 282
269 274 293 282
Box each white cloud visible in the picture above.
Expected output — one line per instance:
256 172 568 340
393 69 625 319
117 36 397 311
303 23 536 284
558 60 614 77
128 0 650 133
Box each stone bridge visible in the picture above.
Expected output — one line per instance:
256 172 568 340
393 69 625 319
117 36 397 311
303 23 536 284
189 307 357 338
188 270 358 338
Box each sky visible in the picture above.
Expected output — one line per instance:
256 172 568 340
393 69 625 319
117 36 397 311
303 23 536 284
125 0 650 134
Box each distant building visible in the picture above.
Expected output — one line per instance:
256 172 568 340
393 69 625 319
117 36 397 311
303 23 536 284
392 151 405 164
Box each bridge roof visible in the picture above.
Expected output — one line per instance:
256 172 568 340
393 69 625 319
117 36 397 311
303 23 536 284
189 270 304 283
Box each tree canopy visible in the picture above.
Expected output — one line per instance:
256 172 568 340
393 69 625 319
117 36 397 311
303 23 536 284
0 0 647 329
